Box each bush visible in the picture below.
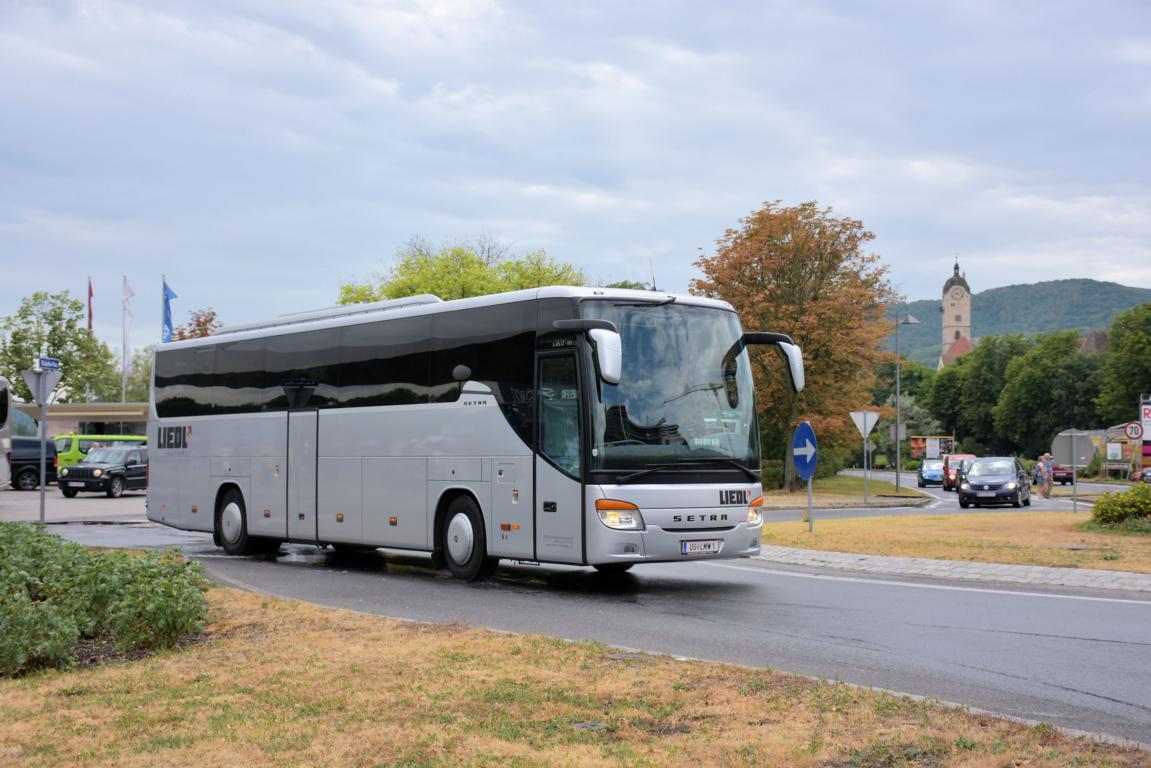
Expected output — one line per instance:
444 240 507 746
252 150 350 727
0 522 209 675
1091 484 1151 527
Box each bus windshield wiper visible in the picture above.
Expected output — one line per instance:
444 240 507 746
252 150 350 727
616 458 759 484
706 458 760 482
614 296 677 308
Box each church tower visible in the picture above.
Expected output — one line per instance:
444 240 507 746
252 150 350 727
939 259 972 368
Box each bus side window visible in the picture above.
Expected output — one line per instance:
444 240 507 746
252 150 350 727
538 355 581 476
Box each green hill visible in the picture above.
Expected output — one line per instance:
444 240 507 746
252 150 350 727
890 279 1151 367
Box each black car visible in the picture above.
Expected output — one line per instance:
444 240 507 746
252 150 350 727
8 436 58 490
58 446 148 498
958 456 1031 508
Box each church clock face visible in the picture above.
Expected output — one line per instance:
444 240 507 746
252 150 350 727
950 287 964 300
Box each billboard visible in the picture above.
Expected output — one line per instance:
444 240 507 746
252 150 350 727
910 435 955 460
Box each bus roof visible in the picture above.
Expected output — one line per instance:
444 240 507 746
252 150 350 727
159 286 737 350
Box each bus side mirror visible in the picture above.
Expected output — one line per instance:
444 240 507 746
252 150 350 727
552 319 622 385
588 329 622 385
742 332 805 393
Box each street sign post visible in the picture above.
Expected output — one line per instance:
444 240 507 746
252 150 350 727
1125 421 1144 441
1052 429 1095 514
792 422 818 532
850 411 880 503
21 364 63 524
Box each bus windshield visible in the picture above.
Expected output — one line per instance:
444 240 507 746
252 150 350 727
581 301 759 473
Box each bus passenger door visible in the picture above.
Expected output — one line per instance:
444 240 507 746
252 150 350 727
287 410 319 542
534 352 584 564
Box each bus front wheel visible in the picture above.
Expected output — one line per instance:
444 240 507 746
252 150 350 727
217 489 251 556
441 495 497 581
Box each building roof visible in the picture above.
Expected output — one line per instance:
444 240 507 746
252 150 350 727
942 260 970 296
1080 330 1108 355
940 334 974 368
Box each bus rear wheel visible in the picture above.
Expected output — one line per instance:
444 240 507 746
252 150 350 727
217 489 251 556
441 495 497 581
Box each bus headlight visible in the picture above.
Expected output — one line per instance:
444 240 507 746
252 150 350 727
747 496 765 526
595 499 644 531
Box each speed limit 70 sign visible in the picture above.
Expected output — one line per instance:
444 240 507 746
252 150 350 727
1125 421 1144 441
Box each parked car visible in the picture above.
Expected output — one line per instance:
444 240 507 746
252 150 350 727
942 453 975 491
958 457 1031 508
1032 462 1073 486
7 436 58 490
917 459 945 487
53 433 147 469
58 446 148 498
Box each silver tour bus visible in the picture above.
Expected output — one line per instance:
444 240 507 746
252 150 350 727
148 287 804 580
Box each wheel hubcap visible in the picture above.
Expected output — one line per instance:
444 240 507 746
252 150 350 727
221 501 243 544
446 512 474 565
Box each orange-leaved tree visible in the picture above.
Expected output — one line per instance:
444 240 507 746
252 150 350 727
172 308 222 340
691 201 898 489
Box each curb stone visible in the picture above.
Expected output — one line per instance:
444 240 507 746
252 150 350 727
754 545 1151 593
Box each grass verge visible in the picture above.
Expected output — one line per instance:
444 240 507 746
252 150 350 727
762 512 1151 572
765 474 925 501
0 587 1145 767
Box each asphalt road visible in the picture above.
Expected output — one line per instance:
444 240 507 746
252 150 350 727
5 488 1150 745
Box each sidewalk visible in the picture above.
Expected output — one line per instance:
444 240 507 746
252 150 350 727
755 545 1151 594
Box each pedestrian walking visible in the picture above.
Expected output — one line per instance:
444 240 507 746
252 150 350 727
1039 453 1054 499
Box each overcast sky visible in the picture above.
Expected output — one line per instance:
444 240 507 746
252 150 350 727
2 0 1149 353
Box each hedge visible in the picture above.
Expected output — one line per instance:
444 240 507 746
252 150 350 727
1090 484 1151 527
0 522 209 676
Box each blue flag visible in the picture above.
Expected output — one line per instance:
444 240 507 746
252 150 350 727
162 280 178 342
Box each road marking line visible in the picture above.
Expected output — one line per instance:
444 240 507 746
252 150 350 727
706 562 1151 606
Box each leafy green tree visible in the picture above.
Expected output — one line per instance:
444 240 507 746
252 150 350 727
873 393 943 463
691 200 898 488
603 280 654 291
124 344 155 403
0 291 119 402
871 357 936 405
339 237 586 303
994 331 1103 457
1096 303 1151 424
956 335 1032 453
926 361 964 439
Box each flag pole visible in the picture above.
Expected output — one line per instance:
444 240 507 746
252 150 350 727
121 275 127 403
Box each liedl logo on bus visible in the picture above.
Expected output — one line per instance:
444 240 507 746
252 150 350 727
157 425 191 450
719 489 749 505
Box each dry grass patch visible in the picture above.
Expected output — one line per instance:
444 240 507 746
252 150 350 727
1 588 1146 767
763 512 1151 572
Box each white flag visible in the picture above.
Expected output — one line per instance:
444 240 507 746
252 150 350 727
122 276 134 376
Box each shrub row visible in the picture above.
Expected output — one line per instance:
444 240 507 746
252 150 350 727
1091 483 1151 527
0 522 209 676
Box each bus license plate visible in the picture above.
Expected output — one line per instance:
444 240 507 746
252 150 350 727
681 540 721 555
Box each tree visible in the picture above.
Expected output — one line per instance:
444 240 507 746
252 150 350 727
691 200 898 488
603 280 654 291
172 308 222 340
925 334 1033 454
0 291 119 402
870 357 936 406
873 394 943 463
994 331 1103 457
339 237 586 303
124 344 155 403
1096 303 1151 424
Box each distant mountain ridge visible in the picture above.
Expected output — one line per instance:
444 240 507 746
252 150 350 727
892 279 1151 367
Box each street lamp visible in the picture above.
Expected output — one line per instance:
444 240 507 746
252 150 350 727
895 311 921 492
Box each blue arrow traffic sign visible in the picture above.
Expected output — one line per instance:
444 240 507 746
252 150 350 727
791 421 818 481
